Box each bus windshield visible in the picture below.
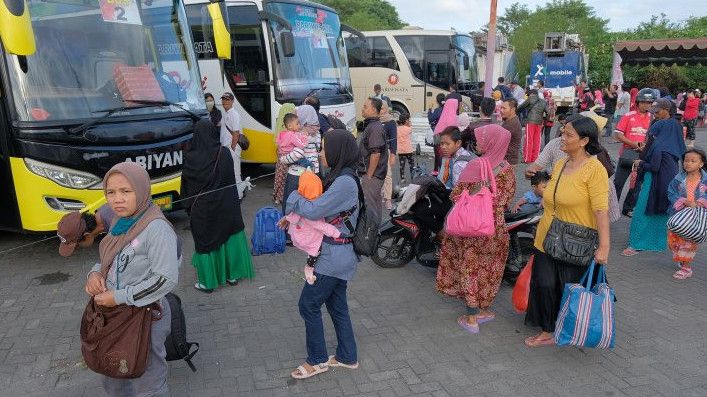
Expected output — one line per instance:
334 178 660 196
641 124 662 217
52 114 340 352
6 0 204 122
453 34 477 85
266 2 352 105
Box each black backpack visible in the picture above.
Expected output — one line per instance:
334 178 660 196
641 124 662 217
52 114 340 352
337 172 379 257
164 293 199 372
326 114 348 131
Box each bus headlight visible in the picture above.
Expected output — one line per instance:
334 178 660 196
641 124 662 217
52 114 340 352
24 159 102 189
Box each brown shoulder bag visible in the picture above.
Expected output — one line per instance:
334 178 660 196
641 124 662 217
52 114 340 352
80 266 161 378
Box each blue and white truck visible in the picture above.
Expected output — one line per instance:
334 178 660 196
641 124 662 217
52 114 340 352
527 33 588 114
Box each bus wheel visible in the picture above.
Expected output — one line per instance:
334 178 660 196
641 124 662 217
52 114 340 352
391 102 409 120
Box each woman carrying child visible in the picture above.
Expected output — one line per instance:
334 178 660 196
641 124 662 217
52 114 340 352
667 148 707 280
284 129 362 380
280 105 321 217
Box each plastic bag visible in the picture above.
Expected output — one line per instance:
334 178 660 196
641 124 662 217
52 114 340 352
512 254 534 313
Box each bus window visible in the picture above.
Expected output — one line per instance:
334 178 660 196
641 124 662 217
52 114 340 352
394 35 424 81
345 36 369 68
369 37 398 70
225 4 271 128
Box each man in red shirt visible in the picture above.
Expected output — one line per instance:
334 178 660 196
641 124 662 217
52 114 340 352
613 88 655 216
682 89 701 146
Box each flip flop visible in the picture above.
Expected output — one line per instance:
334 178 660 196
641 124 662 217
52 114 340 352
457 315 479 334
621 248 640 257
291 363 328 379
476 313 496 325
194 283 213 293
524 334 555 348
327 355 359 369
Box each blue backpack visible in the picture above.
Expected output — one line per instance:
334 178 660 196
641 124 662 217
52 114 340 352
251 207 286 255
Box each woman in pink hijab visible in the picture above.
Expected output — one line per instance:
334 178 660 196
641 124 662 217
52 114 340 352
433 98 459 171
436 124 517 334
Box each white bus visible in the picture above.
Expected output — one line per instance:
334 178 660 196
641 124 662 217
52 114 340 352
184 0 357 163
344 29 478 118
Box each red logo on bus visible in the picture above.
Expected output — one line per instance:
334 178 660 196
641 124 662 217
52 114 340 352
387 74 399 86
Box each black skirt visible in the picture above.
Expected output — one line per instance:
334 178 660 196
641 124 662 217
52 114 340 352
524 250 601 333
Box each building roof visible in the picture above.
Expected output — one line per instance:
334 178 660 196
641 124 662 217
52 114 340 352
614 37 707 66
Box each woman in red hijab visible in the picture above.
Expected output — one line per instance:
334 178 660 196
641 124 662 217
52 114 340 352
436 124 517 334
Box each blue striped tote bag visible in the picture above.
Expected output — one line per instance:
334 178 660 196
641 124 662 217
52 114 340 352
667 207 707 244
554 261 615 349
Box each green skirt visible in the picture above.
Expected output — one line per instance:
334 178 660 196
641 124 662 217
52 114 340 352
192 231 255 289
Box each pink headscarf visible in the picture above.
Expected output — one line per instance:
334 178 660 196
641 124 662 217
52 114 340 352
434 98 459 134
458 124 511 183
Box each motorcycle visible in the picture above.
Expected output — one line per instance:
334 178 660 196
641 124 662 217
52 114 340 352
502 206 543 285
372 194 542 281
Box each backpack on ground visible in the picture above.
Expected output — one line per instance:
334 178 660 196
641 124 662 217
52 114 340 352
338 172 379 257
164 293 199 372
251 207 286 255
326 114 348 131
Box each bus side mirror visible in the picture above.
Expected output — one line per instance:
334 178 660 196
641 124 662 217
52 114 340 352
280 31 295 57
207 2 232 60
0 0 36 55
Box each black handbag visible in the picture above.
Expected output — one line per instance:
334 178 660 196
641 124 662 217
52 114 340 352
542 160 599 267
617 148 639 168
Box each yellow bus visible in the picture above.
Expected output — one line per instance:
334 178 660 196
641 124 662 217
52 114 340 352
344 28 478 119
0 0 228 232
184 0 358 163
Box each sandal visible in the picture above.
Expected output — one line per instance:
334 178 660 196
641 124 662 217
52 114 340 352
476 313 496 325
327 355 359 369
290 363 328 379
524 334 555 348
621 247 640 257
457 315 479 334
673 268 693 280
227 279 239 286
194 283 213 293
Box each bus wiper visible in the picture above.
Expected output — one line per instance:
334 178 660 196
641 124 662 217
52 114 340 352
69 100 201 136
68 104 158 136
305 87 334 97
126 100 202 122
322 82 353 96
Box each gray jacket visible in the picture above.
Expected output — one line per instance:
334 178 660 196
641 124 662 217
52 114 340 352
518 94 547 124
89 219 179 307
286 174 360 281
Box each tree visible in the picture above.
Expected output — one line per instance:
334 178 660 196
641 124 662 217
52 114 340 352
505 0 610 85
318 0 405 31
497 3 532 37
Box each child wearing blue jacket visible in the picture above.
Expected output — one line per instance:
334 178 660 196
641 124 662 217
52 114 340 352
667 148 707 280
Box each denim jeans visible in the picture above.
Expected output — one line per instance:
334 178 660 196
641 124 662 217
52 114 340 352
298 273 357 366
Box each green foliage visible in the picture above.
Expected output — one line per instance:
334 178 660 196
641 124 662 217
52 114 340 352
501 1 707 90
317 0 405 31
507 0 609 85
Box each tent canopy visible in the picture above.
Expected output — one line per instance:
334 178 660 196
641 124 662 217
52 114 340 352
614 38 707 66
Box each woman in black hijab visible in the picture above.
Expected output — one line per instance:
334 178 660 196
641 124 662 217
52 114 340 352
285 129 363 380
182 119 254 293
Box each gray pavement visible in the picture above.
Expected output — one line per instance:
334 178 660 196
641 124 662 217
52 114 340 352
1 129 707 396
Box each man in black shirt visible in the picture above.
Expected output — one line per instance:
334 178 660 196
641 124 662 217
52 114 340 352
462 97 495 152
500 98 522 165
358 97 388 223
602 85 618 137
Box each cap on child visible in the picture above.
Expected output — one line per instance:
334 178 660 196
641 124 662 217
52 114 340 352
298 170 322 200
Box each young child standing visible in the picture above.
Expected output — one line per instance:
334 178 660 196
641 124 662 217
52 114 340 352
396 113 414 184
282 170 341 284
512 171 550 213
667 148 707 280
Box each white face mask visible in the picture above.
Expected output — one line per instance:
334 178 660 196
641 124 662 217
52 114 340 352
206 100 215 110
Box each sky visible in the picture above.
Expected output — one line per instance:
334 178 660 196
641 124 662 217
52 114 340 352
387 0 704 33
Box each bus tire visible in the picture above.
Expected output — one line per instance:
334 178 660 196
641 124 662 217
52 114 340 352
391 102 409 120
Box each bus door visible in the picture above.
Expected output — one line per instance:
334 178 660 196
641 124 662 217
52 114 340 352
424 50 451 111
225 4 272 129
